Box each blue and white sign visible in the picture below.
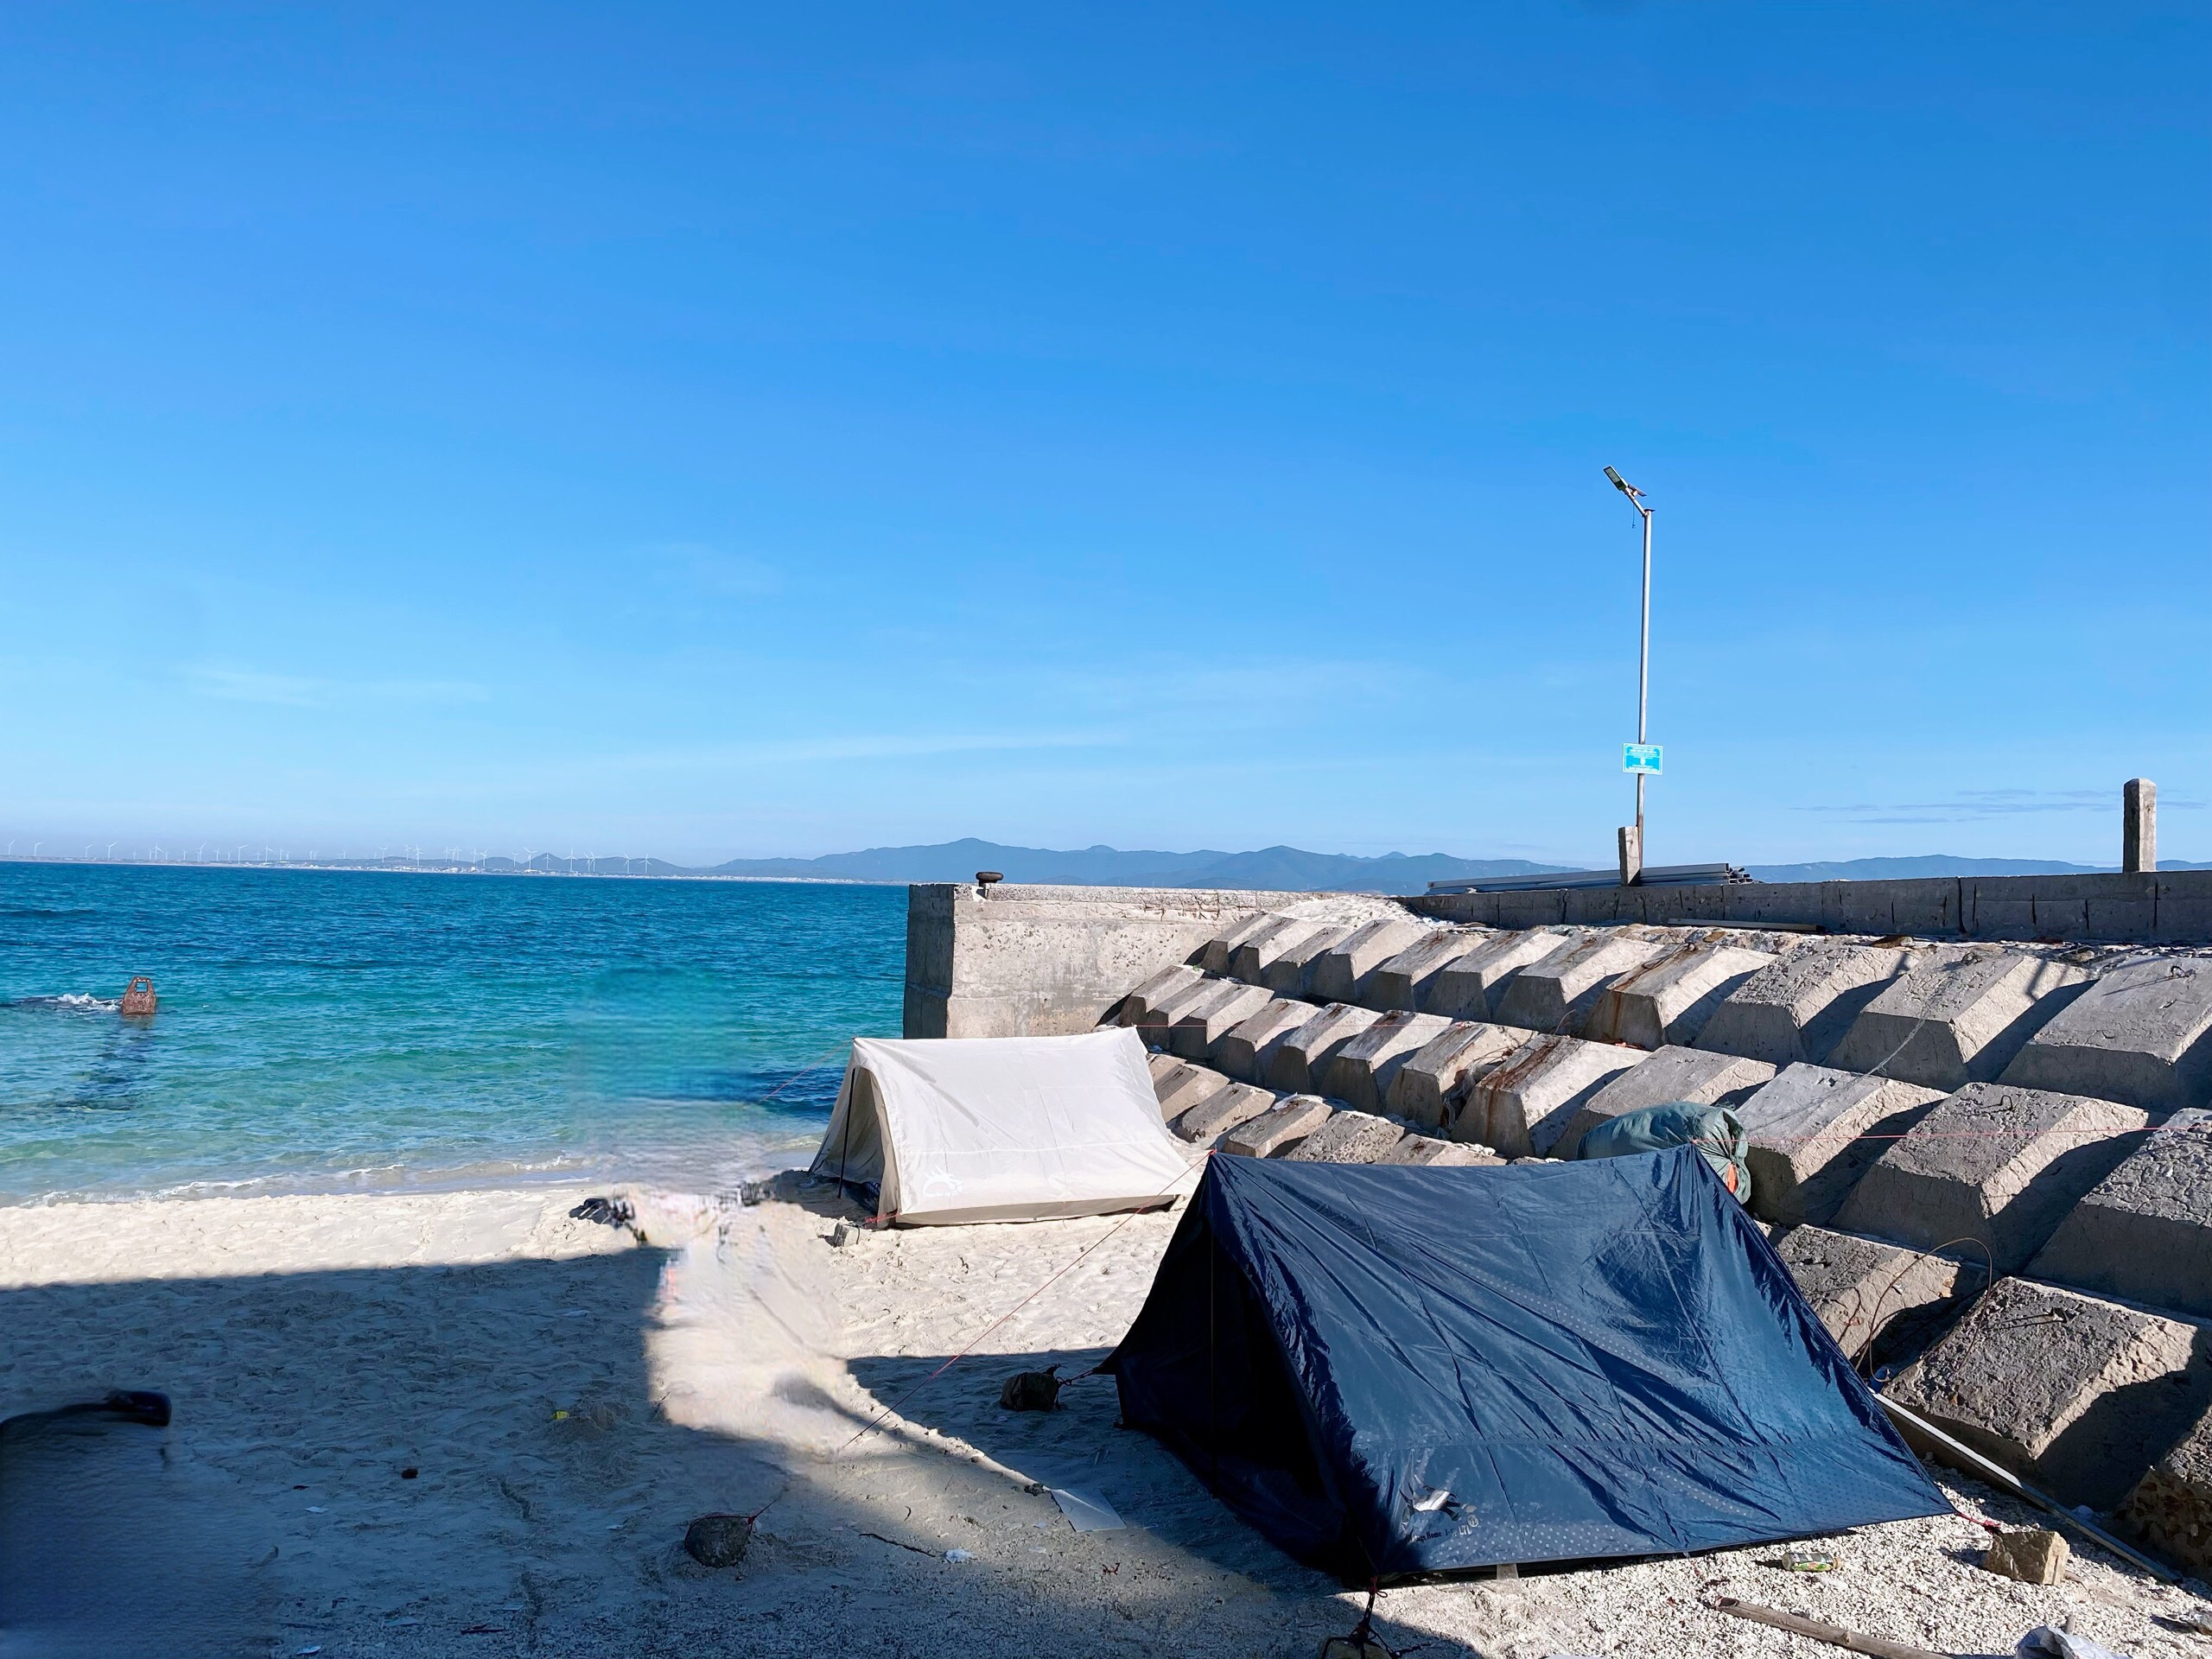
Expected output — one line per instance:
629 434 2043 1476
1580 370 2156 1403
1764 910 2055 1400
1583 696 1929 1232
1623 743 1663 775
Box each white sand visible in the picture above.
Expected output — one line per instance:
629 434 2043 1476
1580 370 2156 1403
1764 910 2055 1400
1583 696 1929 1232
3 1183 2208 1658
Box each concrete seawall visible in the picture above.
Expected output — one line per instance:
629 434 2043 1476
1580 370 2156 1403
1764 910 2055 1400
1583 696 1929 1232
1408 868 2212 944
903 883 1311 1038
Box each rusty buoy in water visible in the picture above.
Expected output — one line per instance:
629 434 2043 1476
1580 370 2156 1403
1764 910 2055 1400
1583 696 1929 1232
119 976 157 1017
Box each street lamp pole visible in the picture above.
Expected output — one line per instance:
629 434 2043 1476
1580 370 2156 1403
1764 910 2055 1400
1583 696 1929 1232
1605 466 1655 880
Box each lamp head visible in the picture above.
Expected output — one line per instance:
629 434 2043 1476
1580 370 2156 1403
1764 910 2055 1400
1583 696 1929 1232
1604 465 1641 499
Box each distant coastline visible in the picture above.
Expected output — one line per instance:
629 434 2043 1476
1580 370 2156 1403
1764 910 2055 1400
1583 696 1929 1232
6 837 2203 896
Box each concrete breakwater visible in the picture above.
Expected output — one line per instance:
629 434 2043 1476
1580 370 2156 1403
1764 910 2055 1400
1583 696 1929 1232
903 875 2212 1579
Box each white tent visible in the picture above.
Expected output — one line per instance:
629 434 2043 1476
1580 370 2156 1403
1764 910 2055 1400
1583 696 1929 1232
809 1028 1198 1224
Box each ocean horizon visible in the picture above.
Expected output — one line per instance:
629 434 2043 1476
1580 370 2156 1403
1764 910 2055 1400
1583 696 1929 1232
0 861 905 1205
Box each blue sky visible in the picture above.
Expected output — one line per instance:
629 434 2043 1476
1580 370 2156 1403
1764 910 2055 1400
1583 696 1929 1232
2 3 2204 868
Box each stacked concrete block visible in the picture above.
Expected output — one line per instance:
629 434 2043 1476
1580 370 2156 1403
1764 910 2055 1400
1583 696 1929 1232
1135 975 1231 1049
1835 1082 2152 1272
1214 1000 1319 1085
1226 917 1327 985
1382 1134 1505 1166
1116 963 1205 1028
1384 1021 1526 1131
1147 1052 1184 1091
1553 1046 1777 1162
1885 1276 2212 1510
2028 1110 2212 1318
1318 1010 1455 1114
1264 1003 1382 1096
1492 931 1665 1036
1423 930 1575 1022
1195 912 1286 976
2001 958 2212 1113
1222 1095 1332 1159
1736 1065 1947 1228
1366 929 1484 1012
2121 1402 2212 1579
1261 925 1356 998
1775 1225 1986 1363
1151 1059 1236 1124
1469 1033 1643 1159
1827 947 2091 1091
1306 918 1432 1005
1282 1110 1407 1164
1583 941 1777 1050
1693 942 1907 1067
1168 981 1279 1062
1171 1079 1280 1146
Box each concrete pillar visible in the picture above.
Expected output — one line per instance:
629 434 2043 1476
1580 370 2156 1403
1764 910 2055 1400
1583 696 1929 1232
2124 778 2157 874
1618 824 1643 887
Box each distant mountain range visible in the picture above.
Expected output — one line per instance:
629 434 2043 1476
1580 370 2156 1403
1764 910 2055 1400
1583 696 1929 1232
696 838 1563 896
691 838 2210 895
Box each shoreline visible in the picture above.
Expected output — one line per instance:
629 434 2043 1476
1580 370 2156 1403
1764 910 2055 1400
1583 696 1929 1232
3 1181 2206 1656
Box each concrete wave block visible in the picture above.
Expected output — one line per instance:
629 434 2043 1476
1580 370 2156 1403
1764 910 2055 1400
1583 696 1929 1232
1282 1109 1407 1165
1384 1021 1526 1132
1136 975 1232 1049
1885 1276 2212 1510
2000 958 2212 1113
1834 1081 2151 1272
1826 947 2091 1092
1381 1134 1505 1166
1317 1010 1455 1114
1223 1094 1332 1159
1171 1078 1280 1145
1151 1058 1236 1124
1693 942 1907 1067
1554 1046 1777 1162
1226 917 1326 985
2121 1399 2212 1579
1213 1000 1319 1085
1367 929 1485 1013
1116 963 1205 1027
1776 1225 1986 1363
1261 925 1357 998
1263 1003 1382 1096
1737 1065 1947 1228
1492 932 1666 1037
1583 942 1777 1050
1168 981 1280 1062
1306 918 1432 1006
2028 1110 2212 1318
1147 1052 1184 1090
1423 930 1577 1022
1195 912 1286 976
1471 1033 1643 1158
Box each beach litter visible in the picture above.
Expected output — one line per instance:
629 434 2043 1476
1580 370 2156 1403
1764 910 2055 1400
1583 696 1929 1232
999 1366 1062 1410
944 1548 975 1562
2015 1627 2133 1659
681 1512 753 1568
1048 1487 1124 1533
1709 1596 1947 1659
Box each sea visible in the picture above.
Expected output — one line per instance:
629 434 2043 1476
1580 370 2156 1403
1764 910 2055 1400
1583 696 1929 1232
0 861 906 1205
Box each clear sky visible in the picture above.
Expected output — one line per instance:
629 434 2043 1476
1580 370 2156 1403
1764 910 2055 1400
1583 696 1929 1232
2 3 2204 868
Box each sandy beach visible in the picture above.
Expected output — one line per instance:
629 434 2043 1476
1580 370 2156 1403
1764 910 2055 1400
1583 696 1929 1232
4 1182 2209 1659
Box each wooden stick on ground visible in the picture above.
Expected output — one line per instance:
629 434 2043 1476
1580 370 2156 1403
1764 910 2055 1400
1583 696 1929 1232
1710 1597 1950 1659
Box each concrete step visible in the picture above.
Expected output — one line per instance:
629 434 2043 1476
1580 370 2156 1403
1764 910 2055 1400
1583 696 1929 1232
1694 940 1909 1067
1885 1276 2212 1511
1737 1065 1946 1229
1834 1081 2151 1273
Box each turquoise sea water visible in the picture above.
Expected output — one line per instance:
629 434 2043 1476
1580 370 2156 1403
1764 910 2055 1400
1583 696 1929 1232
0 862 905 1204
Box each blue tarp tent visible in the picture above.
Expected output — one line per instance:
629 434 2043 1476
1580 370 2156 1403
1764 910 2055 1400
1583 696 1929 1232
1105 1148 1946 1581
